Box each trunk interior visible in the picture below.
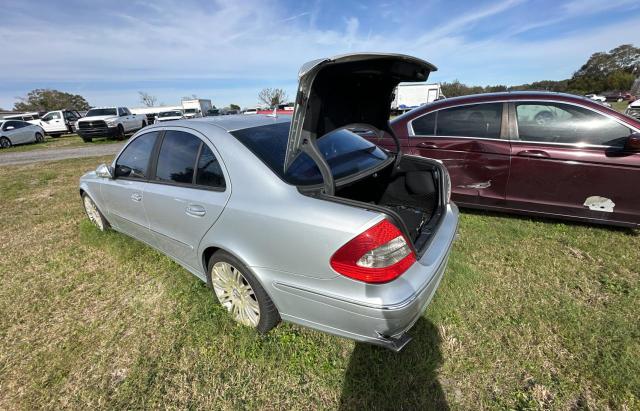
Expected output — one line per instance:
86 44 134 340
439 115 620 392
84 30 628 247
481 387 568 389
334 156 441 245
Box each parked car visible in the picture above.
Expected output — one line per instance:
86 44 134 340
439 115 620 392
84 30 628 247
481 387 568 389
0 120 45 148
585 93 606 102
155 110 185 122
3 112 42 125
243 108 258 114
39 109 82 137
79 53 458 351
603 91 636 102
625 99 640 120
384 91 640 227
76 107 147 142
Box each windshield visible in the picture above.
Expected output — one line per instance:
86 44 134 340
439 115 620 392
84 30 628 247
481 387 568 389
231 122 389 185
159 111 182 117
86 108 117 117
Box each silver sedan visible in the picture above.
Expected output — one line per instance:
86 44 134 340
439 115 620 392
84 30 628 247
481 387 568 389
0 120 46 148
79 53 458 351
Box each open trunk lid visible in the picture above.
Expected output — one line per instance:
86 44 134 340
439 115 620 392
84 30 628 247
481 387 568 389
285 53 437 194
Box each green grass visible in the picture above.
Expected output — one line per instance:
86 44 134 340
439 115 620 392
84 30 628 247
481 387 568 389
0 157 638 409
0 134 117 153
611 101 630 113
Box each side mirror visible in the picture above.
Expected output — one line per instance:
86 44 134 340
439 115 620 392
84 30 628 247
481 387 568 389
625 132 640 151
96 163 114 179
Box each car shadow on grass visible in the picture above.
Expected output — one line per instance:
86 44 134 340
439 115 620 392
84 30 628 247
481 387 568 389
339 318 448 410
460 207 638 236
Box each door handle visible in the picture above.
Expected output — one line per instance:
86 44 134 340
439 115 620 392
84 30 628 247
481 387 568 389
516 149 550 158
131 193 143 202
417 142 438 149
186 205 206 217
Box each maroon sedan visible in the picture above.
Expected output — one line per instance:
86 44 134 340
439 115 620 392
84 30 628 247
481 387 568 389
377 92 640 227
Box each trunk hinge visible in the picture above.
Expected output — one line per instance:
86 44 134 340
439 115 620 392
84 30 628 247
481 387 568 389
300 135 335 196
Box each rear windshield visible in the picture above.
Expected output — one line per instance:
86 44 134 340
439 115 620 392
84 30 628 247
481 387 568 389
231 122 389 185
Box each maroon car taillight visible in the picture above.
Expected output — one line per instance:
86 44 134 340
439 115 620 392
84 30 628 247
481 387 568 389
330 219 416 283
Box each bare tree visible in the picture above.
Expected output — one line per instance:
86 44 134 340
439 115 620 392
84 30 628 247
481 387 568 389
138 91 158 107
258 88 288 108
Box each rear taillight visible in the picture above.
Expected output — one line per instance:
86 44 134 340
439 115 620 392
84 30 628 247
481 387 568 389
330 219 416 283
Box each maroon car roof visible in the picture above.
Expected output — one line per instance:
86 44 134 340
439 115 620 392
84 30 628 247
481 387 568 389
392 91 640 129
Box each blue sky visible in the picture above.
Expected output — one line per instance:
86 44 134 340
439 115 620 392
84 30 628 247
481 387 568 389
1 0 639 110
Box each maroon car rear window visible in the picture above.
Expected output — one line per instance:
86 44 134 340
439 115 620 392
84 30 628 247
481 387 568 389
413 103 503 139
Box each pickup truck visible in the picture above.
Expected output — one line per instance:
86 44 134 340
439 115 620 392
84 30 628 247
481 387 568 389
76 107 147 142
39 109 82 137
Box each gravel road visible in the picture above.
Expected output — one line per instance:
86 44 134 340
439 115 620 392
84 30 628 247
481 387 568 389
0 143 124 166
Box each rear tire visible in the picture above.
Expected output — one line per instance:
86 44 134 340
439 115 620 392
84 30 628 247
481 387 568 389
35 132 44 143
0 137 11 149
81 136 93 143
207 250 280 333
82 193 109 231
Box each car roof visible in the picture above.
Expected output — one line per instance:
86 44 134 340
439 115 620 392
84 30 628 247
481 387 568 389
185 114 292 132
437 91 593 105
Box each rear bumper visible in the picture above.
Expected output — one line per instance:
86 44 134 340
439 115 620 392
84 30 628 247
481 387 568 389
261 203 459 350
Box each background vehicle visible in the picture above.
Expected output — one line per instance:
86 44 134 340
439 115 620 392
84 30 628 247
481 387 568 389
39 109 82 137
155 110 184 122
0 120 45 148
79 53 458 351
391 83 444 114
603 91 635 102
3 112 41 125
181 99 212 118
386 91 640 227
242 108 258 114
76 107 146 142
130 106 182 125
625 99 640 120
585 93 606 102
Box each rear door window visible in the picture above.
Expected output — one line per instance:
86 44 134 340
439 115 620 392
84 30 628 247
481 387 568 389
515 102 632 146
154 130 201 184
412 103 503 138
115 131 159 179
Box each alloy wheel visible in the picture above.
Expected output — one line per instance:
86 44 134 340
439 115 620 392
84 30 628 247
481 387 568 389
0 137 10 148
211 262 260 327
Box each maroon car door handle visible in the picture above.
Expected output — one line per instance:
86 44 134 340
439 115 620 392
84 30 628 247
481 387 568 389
516 149 550 158
417 142 438 149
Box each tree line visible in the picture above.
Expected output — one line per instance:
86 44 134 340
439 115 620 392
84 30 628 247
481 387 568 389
442 44 639 98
